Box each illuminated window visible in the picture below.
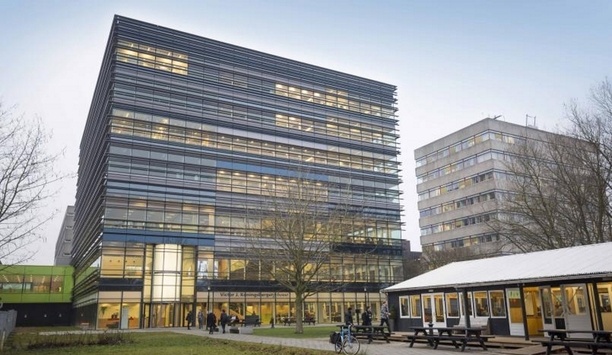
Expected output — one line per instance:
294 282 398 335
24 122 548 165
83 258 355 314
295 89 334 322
446 293 460 317
117 40 188 75
410 295 422 317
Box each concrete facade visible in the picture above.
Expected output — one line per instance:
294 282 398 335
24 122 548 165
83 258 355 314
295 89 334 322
415 118 558 255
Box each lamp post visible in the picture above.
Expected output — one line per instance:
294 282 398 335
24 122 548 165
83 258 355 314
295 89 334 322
207 286 211 312
364 287 368 307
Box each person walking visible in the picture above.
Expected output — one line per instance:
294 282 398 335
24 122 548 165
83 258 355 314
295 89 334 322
362 306 373 344
220 309 229 333
206 310 217 334
344 306 354 326
197 310 204 330
380 301 390 332
186 310 193 330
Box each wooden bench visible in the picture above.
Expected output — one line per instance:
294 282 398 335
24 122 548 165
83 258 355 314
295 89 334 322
538 328 612 355
243 315 261 327
407 326 493 351
433 334 494 351
539 339 612 355
352 325 390 343
282 317 316 326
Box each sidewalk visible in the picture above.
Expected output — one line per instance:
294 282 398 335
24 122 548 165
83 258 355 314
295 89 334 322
163 327 506 355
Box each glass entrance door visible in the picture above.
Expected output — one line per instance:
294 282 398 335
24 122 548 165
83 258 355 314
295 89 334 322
540 285 589 331
562 284 590 330
150 303 176 327
507 287 543 336
506 288 524 336
540 286 565 329
422 293 446 327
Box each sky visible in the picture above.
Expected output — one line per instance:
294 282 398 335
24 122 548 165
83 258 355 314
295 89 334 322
0 0 611 265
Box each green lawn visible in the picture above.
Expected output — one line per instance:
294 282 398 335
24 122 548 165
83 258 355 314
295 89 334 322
253 325 337 338
7 329 337 355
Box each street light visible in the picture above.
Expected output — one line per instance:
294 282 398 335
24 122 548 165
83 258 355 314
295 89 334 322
207 286 211 312
364 287 368 307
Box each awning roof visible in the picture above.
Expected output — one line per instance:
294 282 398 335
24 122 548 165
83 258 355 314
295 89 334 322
385 242 612 293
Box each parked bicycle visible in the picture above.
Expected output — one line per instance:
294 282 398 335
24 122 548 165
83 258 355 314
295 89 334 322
333 325 360 355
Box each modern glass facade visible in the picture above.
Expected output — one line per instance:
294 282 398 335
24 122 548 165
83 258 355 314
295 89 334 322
73 15 402 329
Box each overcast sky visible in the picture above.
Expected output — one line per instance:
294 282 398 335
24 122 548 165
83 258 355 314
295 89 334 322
1 0 611 264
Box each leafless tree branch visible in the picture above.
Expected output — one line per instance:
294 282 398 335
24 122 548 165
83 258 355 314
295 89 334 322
240 172 377 333
0 102 68 265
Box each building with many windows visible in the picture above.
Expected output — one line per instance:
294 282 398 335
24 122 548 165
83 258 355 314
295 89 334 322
72 15 403 329
415 118 560 256
385 242 612 337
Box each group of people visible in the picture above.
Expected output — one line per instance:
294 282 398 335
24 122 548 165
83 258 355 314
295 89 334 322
186 309 230 334
344 301 391 344
187 300 392 339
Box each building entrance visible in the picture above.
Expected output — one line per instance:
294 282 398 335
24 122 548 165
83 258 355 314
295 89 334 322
144 303 178 328
540 284 590 331
422 293 446 327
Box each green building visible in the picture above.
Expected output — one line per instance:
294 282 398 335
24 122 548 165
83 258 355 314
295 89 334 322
0 265 73 326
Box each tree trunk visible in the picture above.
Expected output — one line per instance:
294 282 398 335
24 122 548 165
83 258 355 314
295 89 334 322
295 293 304 334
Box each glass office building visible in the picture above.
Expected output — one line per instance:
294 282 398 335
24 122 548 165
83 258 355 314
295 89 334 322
73 15 403 329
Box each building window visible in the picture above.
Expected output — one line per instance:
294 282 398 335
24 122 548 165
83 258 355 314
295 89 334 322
489 291 506 317
116 40 188 75
474 291 489 317
410 295 422 318
400 296 410 318
446 292 460 317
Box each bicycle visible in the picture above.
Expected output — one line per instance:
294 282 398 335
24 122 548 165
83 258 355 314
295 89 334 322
334 325 361 355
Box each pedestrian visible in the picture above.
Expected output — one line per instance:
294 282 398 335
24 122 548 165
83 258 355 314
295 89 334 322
207 310 217 334
344 306 354 326
380 301 390 332
362 306 373 344
220 309 229 333
197 310 204 330
186 310 193 330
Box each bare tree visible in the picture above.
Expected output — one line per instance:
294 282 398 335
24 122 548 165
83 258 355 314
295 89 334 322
567 79 612 238
493 79 612 251
242 175 376 334
0 103 65 264
419 245 480 270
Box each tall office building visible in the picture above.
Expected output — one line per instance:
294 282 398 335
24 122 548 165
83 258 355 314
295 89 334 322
73 16 403 329
54 206 75 266
415 118 560 256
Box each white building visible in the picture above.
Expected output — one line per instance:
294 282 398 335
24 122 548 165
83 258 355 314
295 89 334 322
415 118 561 256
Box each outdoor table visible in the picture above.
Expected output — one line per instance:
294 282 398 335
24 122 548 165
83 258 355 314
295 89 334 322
352 325 390 343
538 329 612 355
407 325 489 351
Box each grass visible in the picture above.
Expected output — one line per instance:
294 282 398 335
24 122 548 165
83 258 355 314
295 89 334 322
254 325 338 338
6 328 338 355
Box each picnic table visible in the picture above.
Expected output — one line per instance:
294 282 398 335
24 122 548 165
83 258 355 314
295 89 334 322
406 325 493 351
282 316 316 326
352 325 391 343
538 329 612 355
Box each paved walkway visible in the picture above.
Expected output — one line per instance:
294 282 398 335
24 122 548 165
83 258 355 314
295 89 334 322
157 327 507 355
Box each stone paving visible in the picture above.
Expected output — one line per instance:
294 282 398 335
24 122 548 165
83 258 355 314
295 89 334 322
163 327 507 355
